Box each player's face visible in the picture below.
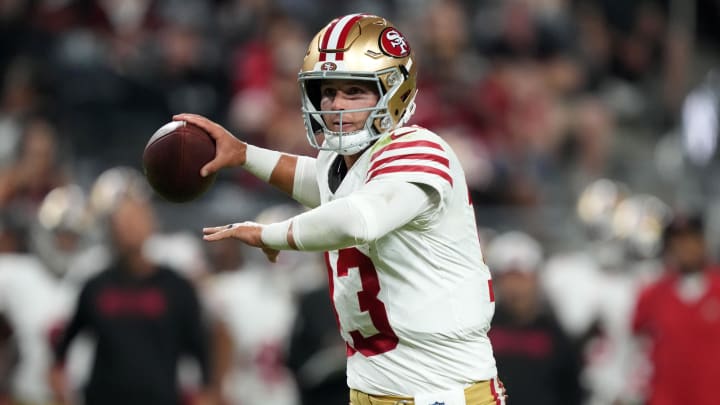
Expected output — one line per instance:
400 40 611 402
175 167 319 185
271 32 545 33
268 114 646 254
495 270 538 317
110 197 156 255
319 80 379 132
667 231 706 272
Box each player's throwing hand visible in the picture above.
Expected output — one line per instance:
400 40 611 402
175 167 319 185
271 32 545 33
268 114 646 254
173 113 247 178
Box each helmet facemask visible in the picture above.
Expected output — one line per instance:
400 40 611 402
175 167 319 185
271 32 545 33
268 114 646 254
299 67 416 155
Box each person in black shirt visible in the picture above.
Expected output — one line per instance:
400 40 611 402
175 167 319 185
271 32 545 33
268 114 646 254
49 191 212 405
486 231 584 405
287 283 348 405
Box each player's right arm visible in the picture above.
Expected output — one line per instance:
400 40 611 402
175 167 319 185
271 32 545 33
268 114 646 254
173 113 321 208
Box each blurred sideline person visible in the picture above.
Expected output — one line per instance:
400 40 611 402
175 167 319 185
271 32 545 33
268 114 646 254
486 231 584 405
47 167 213 402
632 213 720 405
49 185 213 405
69 167 210 285
270 204 348 405
0 116 68 216
202 208 299 405
175 13 505 405
286 275 348 405
0 312 17 405
541 180 668 404
0 185 90 405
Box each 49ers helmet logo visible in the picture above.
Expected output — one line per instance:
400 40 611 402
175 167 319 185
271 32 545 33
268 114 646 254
379 27 410 58
320 62 337 71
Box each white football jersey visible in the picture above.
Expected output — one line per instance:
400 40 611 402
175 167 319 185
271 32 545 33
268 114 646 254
204 266 299 405
0 254 66 402
317 126 497 396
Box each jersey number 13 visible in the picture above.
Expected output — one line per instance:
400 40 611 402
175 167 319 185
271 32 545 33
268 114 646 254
325 248 399 356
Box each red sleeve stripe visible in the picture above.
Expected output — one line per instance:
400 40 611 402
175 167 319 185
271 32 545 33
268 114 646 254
370 140 445 161
389 128 417 140
368 153 450 173
366 165 453 185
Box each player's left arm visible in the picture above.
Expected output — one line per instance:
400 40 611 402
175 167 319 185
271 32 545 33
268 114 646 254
203 179 439 255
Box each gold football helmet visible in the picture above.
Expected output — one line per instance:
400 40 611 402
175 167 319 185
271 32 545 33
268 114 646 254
32 184 91 276
88 166 150 218
298 14 418 155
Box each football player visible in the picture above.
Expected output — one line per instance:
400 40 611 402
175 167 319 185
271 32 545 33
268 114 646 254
175 14 505 405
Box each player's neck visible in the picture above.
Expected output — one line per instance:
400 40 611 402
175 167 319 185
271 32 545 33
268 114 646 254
343 154 360 169
121 251 155 278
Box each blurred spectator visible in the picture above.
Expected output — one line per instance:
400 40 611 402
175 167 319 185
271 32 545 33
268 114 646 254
412 0 484 138
0 313 17 405
47 167 213 401
543 179 630 340
0 211 27 254
0 2 716 403
269 209 347 405
227 13 312 155
561 97 617 193
151 0 228 118
542 181 670 404
29 184 93 278
288 280 349 405
0 56 49 121
632 213 720 405
203 238 299 405
486 231 584 405
286 270 348 405
0 252 65 405
0 116 68 218
50 191 212 405
201 204 314 405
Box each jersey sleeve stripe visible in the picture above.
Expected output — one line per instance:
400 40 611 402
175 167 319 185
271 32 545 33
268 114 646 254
370 140 445 161
366 165 454 185
389 128 417 139
368 153 450 173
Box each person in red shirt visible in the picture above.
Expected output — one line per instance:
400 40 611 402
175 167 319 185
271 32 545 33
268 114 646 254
632 213 720 405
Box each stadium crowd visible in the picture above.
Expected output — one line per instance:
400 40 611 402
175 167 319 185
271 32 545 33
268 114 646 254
1 0 720 404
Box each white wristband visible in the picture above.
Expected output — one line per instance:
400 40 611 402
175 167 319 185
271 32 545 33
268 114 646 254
260 219 293 250
243 144 282 182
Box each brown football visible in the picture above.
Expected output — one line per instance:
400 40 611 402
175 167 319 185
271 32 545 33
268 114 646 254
142 121 216 203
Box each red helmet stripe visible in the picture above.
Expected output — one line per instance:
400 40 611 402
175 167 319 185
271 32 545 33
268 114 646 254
334 14 365 61
318 17 340 62
319 13 365 62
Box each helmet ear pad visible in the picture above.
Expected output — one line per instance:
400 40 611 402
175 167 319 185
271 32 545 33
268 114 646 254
380 69 416 127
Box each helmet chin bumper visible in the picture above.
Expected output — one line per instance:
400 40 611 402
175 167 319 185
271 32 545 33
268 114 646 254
323 129 375 156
